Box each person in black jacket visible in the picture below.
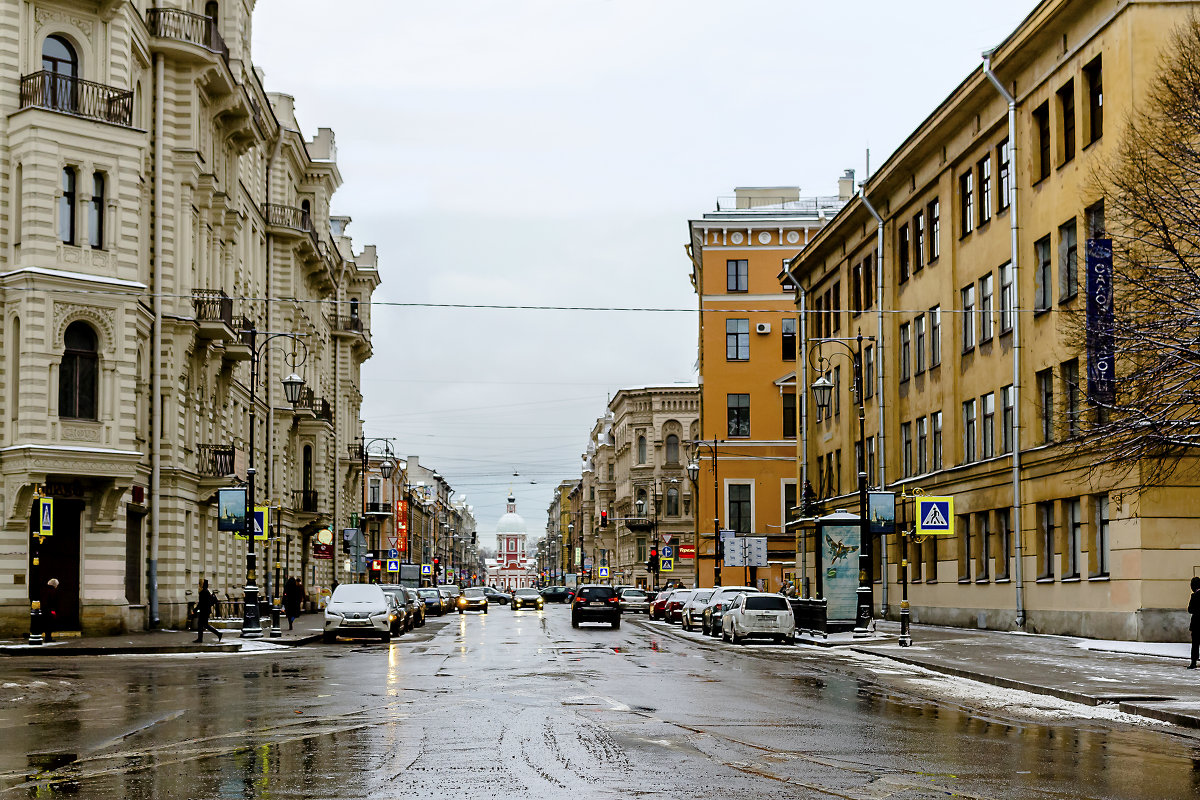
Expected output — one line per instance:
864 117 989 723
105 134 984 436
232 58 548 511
42 578 59 642
1189 577 1200 669
194 579 223 643
283 577 303 630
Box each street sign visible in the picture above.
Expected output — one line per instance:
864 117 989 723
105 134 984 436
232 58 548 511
598 567 609 578
661 533 672 544
38 497 53 536
916 497 954 536
660 545 674 559
723 537 767 567
660 557 674 572
719 529 736 542
421 563 432 575
389 548 399 560
678 544 696 559
371 559 382 571
387 559 400 572
236 506 269 541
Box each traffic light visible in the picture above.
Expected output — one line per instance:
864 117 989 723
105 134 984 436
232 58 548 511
600 510 608 528
433 557 440 572
646 546 658 573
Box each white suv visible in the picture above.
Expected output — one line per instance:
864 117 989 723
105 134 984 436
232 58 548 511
721 592 796 645
323 583 393 642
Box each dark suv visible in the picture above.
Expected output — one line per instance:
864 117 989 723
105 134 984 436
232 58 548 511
570 584 621 629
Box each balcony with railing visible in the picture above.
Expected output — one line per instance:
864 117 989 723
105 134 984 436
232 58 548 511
198 444 235 477
327 314 366 340
193 289 236 340
146 8 229 63
221 315 254 361
364 502 392 515
293 389 333 424
292 489 319 514
19 71 134 127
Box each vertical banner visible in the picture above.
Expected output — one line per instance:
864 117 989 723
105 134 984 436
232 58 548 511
217 488 246 532
1086 238 1115 403
819 522 861 624
397 500 408 552
868 492 896 535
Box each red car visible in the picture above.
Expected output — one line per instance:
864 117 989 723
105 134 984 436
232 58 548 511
649 590 673 620
666 589 696 624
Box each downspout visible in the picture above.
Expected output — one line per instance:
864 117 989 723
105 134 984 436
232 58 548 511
263 129 285 587
860 191 887 614
983 50 1025 628
148 53 164 627
798 289 809 598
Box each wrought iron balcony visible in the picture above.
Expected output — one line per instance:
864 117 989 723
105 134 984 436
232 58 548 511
292 490 319 513
19 71 134 127
365 502 392 515
198 444 235 477
328 314 364 334
194 289 233 325
146 8 229 63
293 390 332 423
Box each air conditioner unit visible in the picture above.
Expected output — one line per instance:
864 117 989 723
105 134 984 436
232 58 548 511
755 322 771 335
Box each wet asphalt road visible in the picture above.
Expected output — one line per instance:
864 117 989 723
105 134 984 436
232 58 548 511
2 605 1200 799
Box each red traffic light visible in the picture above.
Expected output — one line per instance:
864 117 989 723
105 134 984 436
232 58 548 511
649 547 657 558
600 510 608 528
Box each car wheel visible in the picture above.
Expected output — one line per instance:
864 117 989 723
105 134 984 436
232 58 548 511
733 629 744 645
571 615 580 628
380 632 391 643
612 618 621 630
458 609 464 614
483 607 488 614
721 627 729 642
322 632 336 644
784 634 796 646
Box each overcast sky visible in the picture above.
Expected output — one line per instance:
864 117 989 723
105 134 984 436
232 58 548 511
252 0 1034 551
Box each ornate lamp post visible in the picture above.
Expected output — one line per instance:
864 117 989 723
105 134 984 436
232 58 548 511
349 437 395 582
240 327 309 639
809 332 875 637
686 440 721 587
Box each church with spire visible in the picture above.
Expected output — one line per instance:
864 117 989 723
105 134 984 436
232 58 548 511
487 494 534 590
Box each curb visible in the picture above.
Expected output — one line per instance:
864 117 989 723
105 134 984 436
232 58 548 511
852 646 1200 729
0 643 241 656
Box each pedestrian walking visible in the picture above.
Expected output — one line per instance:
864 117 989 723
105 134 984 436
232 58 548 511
283 577 302 630
1189 577 1200 669
194 579 223 643
42 578 59 642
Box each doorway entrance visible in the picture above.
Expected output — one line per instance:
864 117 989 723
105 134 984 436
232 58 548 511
30 498 83 630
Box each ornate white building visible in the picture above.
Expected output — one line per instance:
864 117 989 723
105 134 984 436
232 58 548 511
488 495 533 591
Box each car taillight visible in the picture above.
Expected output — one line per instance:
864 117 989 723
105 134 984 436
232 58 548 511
608 597 618 604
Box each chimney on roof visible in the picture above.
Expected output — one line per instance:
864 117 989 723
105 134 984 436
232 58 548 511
838 169 856 202
733 186 800 209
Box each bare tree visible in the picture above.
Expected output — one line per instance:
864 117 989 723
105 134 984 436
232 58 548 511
1065 15 1200 483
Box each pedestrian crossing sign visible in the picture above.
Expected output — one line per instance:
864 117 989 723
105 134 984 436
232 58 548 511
599 567 609 578
387 559 400 572
421 563 432 575
660 557 674 572
38 498 53 536
916 497 954 536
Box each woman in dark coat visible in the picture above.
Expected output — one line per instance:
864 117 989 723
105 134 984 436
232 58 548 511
42 578 59 642
284 577 303 630
1189 577 1200 669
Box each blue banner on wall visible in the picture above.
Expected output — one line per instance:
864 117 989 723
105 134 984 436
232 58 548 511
1086 238 1115 403
820 522 861 623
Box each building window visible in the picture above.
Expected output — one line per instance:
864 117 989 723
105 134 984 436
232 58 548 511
864 438 874 484
1062 359 1080 437
959 171 974 235
916 416 928 474
862 254 874 308
1034 101 1051 181
997 509 1012 580
728 484 752 533
1059 218 1078 301
931 411 943 470
832 282 841 332
369 477 382 505
1038 502 1055 579
899 322 911 382
782 392 796 439
959 515 972 582
962 399 977 463
1066 498 1082 579
863 345 874 399
981 392 995 459
42 34 78 75
851 263 862 313
59 167 76 244
1035 235 1052 312
928 198 940 261
781 318 796 361
1038 368 1054 444
666 487 680 517
727 394 750 438
727 259 748 292
929 305 941 366
89 172 104 249
898 224 910 282
977 273 994 342
978 155 992 225
833 366 841 416
901 422 913 477
1001 384 1014 454
1084 55 1103 144
913 211 925 272
205 1 219 21
665 434 679 464
1059 79 1076 164
636 537 647 562
637 435 647 464
978 513 991 581
997 139 1011 210
60 320 98 419
914 314 926 374
961 285 975 352
999 261 1015 332
726 318 749 360
1092 495 1110 577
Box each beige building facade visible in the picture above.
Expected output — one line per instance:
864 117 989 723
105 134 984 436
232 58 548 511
788 0 1200 641
0 0 379 635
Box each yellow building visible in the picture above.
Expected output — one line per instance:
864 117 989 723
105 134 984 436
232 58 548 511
787 0 1200 640
687 184 850 590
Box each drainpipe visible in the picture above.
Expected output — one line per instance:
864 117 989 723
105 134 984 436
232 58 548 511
148 53 164 627
983 49 1025 629
263 128 286 586
860 191 887 614
798 289 809 598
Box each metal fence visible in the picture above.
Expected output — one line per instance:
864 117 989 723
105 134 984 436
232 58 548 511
20 71 134 127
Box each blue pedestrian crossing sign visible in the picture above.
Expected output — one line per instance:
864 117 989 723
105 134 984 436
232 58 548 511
38 498 53 536
598 567 609 578
421 563 432 575
660 557 674 572
387 559 400 572
916 496 954 536
660 545 674 559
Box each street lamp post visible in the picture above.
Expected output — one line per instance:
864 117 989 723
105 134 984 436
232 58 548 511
809 332 875 637
240 326 309 639
350 437 395 583
687 440 721 588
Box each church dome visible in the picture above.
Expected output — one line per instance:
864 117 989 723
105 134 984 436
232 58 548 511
496 494 527 534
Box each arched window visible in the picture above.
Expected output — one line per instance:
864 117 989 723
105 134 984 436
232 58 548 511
349 298 359 319
89 172 104 248
637 435 647 465
665 434 679 464
666 487 680 517
59 167 76 244
205 1 219 22
60 321 98 419
300 199 312 230
42 35 77 76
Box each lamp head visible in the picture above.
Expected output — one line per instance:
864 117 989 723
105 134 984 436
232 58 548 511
811 374 834 414
281 372 305 404
379 459 395 479
687 460 699 483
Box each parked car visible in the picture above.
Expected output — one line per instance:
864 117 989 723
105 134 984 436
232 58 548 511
617 588 650 614
405 588 426 627
666 589 695 624
680 589 714 631
700 586 758 636
379 585 415 631
482 587 511 606
384 593 407 636
437 587 456 613
418 587 445 616
457 587 489 613
722 592 796 645
570 584 621 628
649 590 674 620
511 588 544 610
541 586 575 603
323 583 393 642
438 584 462 605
